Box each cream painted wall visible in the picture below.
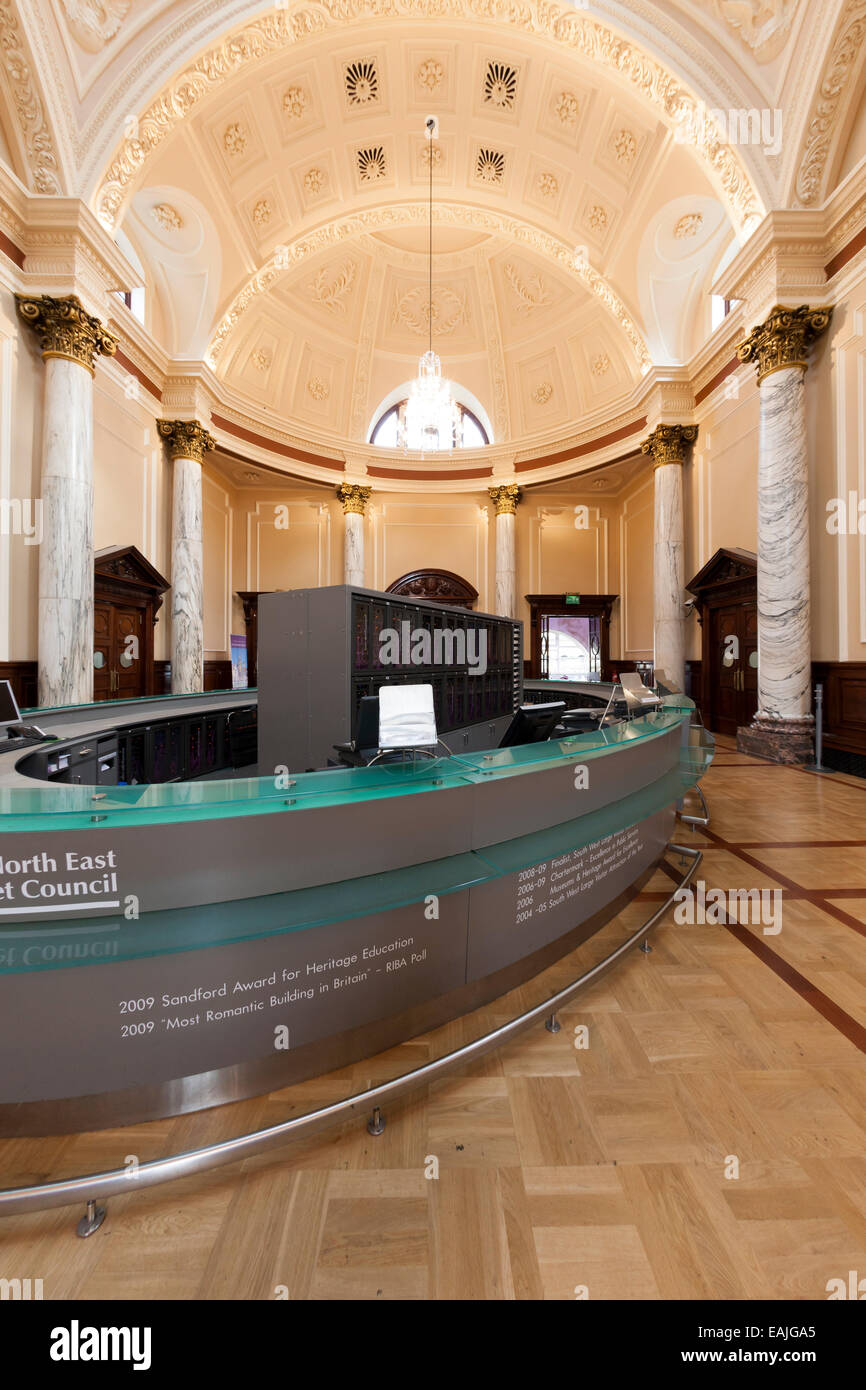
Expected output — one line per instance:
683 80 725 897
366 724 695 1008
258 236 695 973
619 473 654 661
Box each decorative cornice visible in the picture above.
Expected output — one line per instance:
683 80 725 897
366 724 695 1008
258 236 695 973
206 203 652 374
640 424 699 468
794 0 866 208
157 418 216 463
15 293 117 372
737 303 833 383
336 483 371 516
489 483 521 515
90 0 763 237
0 0 62 196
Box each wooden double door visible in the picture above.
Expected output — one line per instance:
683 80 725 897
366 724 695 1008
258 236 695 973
92 546 169 703
94 601 147 701
687 548 759 736
707 599 758 735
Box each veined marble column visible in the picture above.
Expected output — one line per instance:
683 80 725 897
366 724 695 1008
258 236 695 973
15 295 117 708
641 425 698 693
489 485 520 619
158 420 215 695
337 484 371 586
736 304 832 763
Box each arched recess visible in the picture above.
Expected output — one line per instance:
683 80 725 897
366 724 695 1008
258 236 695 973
87 0 765 235
206 202 653 376
387 569 479 609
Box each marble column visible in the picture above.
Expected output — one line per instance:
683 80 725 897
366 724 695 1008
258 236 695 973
489 484 520 619
640 425 698 693
158 420 215 695
736 304 832 764
337 484 371 586
15 295 117 708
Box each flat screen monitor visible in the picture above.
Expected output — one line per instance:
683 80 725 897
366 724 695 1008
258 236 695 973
499 702 566 748
0 679 20 730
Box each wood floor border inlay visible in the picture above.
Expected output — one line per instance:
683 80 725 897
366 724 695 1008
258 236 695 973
657 859 866 1055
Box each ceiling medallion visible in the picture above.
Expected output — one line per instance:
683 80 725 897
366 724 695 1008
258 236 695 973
307 377 330 401
151 203 183 232
555 91 580 126
613 129 638 164
537 172 558 199
283 86 307 119
357 146 387 182
303 166 326 195
421 141 443 168
250 349 272 371
532 381 553 405
344 58 379 107
504 262 552 314
392 284 468 337
223 122 247 156
483 60 518 110
588 203 609 231
252 199 272 228
674 212 703 239
307 261 357 314
417 59 443 92
591 352 611 376
476 148 506 184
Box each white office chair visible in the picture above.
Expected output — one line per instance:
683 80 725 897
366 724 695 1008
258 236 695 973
619 671 662 719
368 684 446 764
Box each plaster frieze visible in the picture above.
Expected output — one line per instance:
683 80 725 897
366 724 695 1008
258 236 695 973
58 0 131 54
0 0 62 195
207 203 652 375
90 0 764 237
794 0 866 207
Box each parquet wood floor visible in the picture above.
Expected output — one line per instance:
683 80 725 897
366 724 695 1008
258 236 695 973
2 737 865 1300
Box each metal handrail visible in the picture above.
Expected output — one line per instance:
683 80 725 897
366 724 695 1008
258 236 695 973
0 843 701 1228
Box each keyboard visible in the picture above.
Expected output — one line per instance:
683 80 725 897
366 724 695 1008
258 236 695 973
2 735 56 753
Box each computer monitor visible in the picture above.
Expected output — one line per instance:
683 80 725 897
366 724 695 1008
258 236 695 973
499 702 566 748
0 679 21 733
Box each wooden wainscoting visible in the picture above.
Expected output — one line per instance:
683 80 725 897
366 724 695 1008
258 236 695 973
0 661 37 710
813 662 866 756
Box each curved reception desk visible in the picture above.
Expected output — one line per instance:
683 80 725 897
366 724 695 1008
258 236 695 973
0 692 711 1137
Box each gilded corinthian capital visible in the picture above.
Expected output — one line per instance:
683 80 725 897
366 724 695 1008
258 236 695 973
157 419 216 463
641 424 698 468
15 294 118 373
489 484 521 515
737 304 833 385
337 483 371 516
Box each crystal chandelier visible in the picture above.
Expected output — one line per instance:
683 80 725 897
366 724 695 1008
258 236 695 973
398 118 460 453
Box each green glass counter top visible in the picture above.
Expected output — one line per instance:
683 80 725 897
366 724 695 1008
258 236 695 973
0 699 701 833
0 761 705 973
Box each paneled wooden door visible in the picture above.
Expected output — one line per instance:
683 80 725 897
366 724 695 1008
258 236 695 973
708 599 758 735
93 600 147 702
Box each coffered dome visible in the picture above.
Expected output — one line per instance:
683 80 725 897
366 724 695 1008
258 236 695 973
108 10 758 448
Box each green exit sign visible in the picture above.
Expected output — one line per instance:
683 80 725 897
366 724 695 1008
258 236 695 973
565 594 581 606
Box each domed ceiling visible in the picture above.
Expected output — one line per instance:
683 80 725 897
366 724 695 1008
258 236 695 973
116 16 746 447
23 1 857 453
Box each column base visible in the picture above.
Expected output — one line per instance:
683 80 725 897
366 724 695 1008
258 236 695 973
736 714 814 765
